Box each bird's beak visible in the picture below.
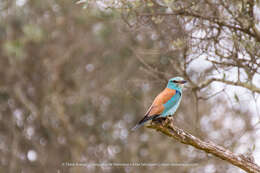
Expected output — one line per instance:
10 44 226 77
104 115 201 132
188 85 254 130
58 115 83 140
178 80 187 84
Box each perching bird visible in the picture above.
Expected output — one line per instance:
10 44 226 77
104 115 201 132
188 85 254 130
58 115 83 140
131 76 186 131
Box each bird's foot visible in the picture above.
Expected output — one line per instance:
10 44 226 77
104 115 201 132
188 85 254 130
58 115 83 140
166 116 174 126
162 116 174 126
152 116 174 126
152 117 166 124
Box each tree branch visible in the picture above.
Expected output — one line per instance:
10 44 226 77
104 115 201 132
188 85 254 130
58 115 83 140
147 121 260 173
139 11 259 41
198 78 260 93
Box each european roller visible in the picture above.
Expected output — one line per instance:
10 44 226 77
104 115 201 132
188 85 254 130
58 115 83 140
131 77 186 131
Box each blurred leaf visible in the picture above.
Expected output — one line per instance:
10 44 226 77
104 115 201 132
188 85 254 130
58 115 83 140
171 38 185 49
252 144 256 152
3 40 26 59
76 0 87 4
22 24 44 43
234 93 239 102
147 2 153 7
0 92 9 102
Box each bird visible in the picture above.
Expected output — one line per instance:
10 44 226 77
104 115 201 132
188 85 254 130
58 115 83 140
131 76 186 131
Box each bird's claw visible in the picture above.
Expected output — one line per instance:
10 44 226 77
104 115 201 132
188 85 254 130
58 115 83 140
163 116 174 126
152 117 165 124
152 116 174 126
167 116 174 126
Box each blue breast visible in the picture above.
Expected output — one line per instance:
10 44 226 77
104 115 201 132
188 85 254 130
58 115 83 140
161 90 182 117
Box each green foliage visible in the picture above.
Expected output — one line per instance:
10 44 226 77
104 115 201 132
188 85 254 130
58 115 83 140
22 24 44 43
3 40 26 59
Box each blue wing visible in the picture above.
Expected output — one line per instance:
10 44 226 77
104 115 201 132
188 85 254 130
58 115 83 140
160 90 182 117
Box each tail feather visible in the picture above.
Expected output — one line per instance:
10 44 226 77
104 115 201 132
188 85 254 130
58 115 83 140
131 115 160 131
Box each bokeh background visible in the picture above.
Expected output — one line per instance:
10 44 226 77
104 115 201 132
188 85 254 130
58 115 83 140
1 0 260 172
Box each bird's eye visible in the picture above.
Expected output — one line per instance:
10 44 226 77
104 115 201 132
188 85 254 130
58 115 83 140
172 80 177 83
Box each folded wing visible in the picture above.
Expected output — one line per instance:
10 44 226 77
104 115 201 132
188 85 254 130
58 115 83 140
131 88 176 131
145 88 176 117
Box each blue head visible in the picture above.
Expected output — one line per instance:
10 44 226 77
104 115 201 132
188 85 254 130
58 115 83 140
167 76 187 91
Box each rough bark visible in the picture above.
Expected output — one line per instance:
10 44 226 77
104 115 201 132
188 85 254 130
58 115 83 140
147 120 260 173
